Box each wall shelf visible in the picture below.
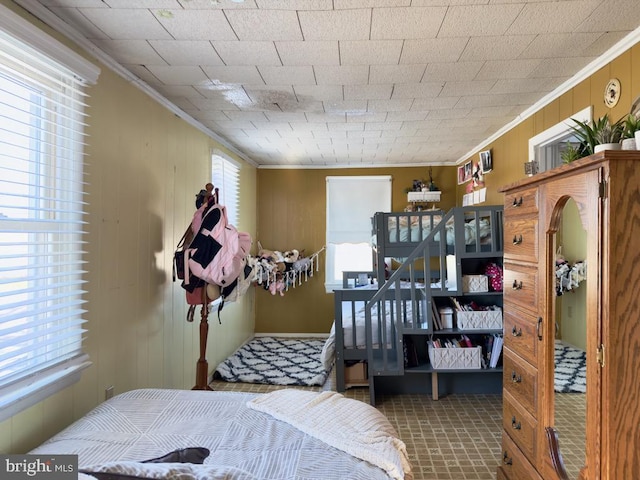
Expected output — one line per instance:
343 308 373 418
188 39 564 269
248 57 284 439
408 191 441 203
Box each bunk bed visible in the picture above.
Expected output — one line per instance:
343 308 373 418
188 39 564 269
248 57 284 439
326 206 504 404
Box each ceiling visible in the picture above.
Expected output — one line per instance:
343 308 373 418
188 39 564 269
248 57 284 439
16 0 640 168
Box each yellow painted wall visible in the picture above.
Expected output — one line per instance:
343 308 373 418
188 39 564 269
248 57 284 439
255 43 640 336
255 166 456 334
0 0 257 454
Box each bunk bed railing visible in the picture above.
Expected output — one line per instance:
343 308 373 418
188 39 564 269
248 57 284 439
364 209 455 387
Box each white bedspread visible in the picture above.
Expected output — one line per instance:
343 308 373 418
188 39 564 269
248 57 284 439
247 389 413 480
30 388 404 480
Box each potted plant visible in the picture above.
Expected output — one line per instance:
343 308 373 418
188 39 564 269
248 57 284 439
560 143 583 164
570 114 623 155
621 113 640 150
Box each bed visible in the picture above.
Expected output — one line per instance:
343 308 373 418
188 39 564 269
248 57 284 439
328 206 504 396
29 388 412 480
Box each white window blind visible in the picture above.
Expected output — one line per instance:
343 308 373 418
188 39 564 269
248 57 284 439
0 6 98 421
325 176 391 292
211 151 240 226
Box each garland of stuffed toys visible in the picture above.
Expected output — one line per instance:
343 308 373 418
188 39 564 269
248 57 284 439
249 243 325 296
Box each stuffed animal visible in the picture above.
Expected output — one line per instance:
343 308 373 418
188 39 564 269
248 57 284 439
269 277 285 296
283 249 300 263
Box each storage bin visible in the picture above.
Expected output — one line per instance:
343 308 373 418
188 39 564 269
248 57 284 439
462 274 489 293
456 308 503 330
345 362 368 386
428 345 482 370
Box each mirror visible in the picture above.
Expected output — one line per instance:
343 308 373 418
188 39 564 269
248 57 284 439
552 198 587 478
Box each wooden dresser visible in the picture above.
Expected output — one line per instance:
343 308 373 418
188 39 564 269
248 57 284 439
497 150 640 480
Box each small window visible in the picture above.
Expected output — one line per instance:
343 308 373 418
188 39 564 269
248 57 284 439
211 151 240 226
325 176 391 292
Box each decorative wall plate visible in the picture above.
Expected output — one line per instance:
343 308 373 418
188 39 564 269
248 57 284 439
604 78 621 108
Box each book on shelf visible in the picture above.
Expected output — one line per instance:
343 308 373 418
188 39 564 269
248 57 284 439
431 300 442 330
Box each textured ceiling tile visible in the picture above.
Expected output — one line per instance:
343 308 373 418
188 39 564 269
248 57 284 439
475 59 542 80
149 40 224 66
258 66 316 85
145 65 209 85
154 9 237 41
201 65 264 84
339 40 404 65
581 31 630 57
459 35 537 61
74 8 172 40
289 122 329 132
578 0 640 32
519 32 601 59
298 9 370 41
410 97 460 110
155 85 206 99
368 98 414 112
335 0 410 7
305 112 347 123
506 0 601 35
401 38 469 64
255 0 333 9
294 84 344 102
344 84 394 101
324 100 368 114
225 10 302 41
370 65 427 84
371 7 447 39
314 66 370 85
392 83 443 99
423 61 484 81
347 112 388 123
439 4 524 37
276 41 340 66
489 78 553 95
92 39 166 65
529 56 596 78
213 41 281 66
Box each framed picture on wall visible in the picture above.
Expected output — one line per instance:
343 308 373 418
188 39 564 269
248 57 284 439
463 161 472 182
457 165 466 184
479 150 493 173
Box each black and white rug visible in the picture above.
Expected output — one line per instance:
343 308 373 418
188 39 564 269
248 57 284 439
554 340 586 393
214 336 329 386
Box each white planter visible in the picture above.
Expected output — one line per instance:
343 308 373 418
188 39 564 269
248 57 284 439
594 143 621 153
635 130 640 146
621 138 637 150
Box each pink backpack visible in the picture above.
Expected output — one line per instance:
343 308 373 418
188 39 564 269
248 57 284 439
187 204 252 287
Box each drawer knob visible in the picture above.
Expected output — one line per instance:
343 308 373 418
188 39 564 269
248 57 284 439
503 451 513 465
511 371 522 383
511 326 522 337
512 280 523 290
512 197 523 207
511 416 522 430
512 234 523 245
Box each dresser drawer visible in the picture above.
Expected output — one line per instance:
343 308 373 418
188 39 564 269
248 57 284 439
503 389 537 463
503 349 538 414
504 186 539 217
501 432 544 480
504 309 540 366
503 263 539 313
503 217 538 262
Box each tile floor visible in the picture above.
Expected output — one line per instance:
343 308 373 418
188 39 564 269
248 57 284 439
210 375 586 480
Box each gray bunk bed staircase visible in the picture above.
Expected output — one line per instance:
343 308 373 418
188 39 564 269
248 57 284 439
333 205 504 405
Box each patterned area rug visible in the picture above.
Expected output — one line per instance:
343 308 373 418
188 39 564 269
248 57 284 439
554 340 587 393
214 336 329 386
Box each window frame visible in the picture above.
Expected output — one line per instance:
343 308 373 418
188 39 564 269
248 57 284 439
0 3 98 422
